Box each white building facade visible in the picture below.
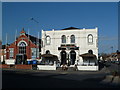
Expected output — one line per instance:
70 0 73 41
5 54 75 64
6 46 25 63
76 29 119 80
41 27 98 66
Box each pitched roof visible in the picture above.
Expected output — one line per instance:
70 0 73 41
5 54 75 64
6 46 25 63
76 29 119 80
20 28 26 34
19 29 41 45
25 34 41 45
62 27 79 30
80 53 96 58
40 54 58 58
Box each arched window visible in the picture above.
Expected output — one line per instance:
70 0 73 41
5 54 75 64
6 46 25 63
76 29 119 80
70 35 75 43
18 42 26 54
46 36 51 45
88 50 93 54
19 42 26 47
61 35 66 43
46 50 50 54
88 34 93 44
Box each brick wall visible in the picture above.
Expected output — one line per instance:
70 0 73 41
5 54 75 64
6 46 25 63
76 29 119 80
0 64 10 68
6 34 38 59
1 64 32 70
15 65 32 69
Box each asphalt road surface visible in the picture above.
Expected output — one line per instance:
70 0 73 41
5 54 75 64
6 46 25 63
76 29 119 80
2 68 119 89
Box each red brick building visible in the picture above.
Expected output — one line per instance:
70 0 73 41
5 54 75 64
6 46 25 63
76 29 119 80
6 28 41 64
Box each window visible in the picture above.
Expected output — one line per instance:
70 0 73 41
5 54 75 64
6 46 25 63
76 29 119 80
61 35 66 43
19 42 26 54
46 50 50 54
9 48 14 59
88 34 93 44
46 36 51 45
31 48 36 59
88 50 93 54
70 35 75 43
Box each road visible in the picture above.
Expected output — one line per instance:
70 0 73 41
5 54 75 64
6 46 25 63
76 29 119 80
2 67 119 89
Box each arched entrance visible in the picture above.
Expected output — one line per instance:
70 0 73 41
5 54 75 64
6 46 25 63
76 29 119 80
16 54 27 64
70 50 76 65
60 50 67 65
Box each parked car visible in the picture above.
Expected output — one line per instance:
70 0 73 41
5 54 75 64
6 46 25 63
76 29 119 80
111 61 115 63
115 61 120 65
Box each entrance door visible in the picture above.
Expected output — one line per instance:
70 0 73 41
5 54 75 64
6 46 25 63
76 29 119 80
60 50 67 65
16 54 27 64
70 50 76 65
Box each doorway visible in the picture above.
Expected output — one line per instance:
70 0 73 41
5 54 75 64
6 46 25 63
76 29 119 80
70 50 76 65
60 50 67 65
16 54 27 64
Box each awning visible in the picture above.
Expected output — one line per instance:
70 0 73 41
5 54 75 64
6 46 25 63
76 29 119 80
40 54 58 58
40 54 58 61
80 53 96 58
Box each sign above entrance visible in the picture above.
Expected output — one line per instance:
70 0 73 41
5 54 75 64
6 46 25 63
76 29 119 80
58 47 79 50
58 44 79 50
61 44 75 47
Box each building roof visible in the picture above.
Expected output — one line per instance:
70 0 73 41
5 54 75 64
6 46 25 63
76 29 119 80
40 54 57 58
20 28 26 34
18 29 41 45
80 53 96 58
62 27 80 30
25 34 41 45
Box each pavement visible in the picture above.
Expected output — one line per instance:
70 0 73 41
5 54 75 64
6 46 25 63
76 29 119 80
2 68 120 88
1 63 120 88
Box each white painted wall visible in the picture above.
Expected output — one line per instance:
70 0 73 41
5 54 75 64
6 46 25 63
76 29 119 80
1 56 4 62
37 65 56 70
41 27 98 64
5 59 15 65
77 66 98 71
